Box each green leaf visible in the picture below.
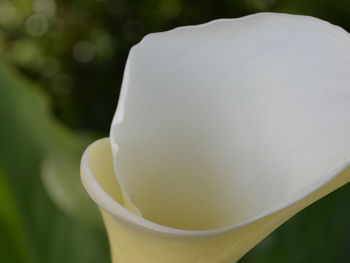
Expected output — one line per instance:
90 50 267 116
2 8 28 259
0 166 36 263
0 64 109 263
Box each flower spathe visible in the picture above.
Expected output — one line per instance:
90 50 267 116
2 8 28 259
81 13 350 262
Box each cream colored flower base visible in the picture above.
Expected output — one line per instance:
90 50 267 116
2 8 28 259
81 138 350 263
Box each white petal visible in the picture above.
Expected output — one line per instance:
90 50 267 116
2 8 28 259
110 12 350 230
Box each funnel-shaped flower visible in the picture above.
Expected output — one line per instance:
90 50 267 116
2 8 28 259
81 13 350 262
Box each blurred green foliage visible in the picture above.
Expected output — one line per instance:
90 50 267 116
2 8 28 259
0 65 108 263
0 0 350 262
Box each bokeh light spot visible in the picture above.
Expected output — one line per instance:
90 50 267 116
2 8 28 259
33 0 56 18
26 14 48 36
73 41 95 63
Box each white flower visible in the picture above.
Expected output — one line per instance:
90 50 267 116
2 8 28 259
81 12 350 263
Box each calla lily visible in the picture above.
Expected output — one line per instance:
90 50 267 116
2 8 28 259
81 12 350 262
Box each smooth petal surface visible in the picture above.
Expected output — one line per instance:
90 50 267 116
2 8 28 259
81 138 350 262
110 12 350 230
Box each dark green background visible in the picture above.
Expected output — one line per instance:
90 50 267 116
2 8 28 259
1 0 350 262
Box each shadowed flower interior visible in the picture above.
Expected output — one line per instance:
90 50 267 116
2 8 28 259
109 13 350 231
